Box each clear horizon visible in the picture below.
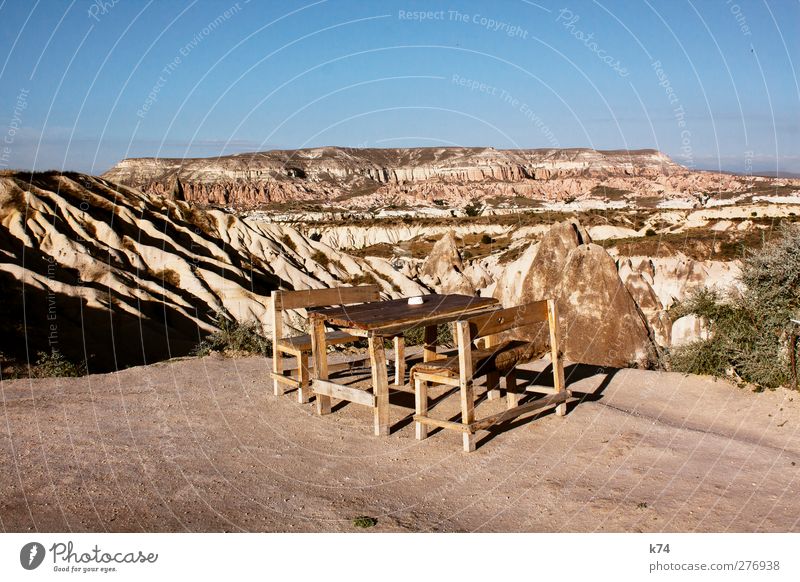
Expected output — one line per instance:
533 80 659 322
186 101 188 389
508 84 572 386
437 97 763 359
1 0 798 175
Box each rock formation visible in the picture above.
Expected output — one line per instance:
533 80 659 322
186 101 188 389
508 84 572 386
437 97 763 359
0 171 425 372
101 146 787 210
419 231 475 295
493 219 656 368
557 244 656 368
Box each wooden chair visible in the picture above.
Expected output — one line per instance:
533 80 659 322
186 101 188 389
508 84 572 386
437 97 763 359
270 285 382 403
410 299 569 452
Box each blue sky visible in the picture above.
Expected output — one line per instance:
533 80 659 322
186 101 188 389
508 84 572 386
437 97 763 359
0 0 798 174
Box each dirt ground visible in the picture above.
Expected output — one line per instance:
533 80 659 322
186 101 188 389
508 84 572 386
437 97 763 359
1 351 799 532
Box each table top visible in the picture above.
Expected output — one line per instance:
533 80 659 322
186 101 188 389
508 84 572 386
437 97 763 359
310 293 499 336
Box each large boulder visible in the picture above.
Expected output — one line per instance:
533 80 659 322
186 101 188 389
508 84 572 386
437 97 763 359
420 231 475 295
519 219 591 301
495 220 657 368
557 244 656 367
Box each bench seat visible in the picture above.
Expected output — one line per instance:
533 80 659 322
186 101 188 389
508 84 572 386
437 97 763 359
410 340 544 381
277 329 361 353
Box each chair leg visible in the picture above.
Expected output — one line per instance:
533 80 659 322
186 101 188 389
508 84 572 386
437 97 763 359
297 353 312 404
505 369 519 410
486 370 501 400
393 336 406 386
311 318 331 416
273 347 284 397
414 377 428 440
460 380 476 453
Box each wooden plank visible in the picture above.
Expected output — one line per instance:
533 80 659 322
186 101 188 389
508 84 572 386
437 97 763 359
271 294 284 396
369 337 391 436
368 303 501 338
311 379 376 407
269 373 301 388
311 317 331 415
393 336 406 386
271 353 370 376
276 285 380 310
467 300 548 340
547 299 567 417
414 377 428 440
456 320 476 452
314 294 499 331
411 372 460 387
278 329 360 352
413 414 472 433
469 391 570 432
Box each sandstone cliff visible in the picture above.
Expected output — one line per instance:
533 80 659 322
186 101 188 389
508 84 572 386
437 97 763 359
102 146 775 210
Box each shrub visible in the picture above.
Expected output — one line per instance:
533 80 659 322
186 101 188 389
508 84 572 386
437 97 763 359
670 225 800 388
348 272 378 286
645 228 657 237
352 516 377 528
463 201 483 217
480 234 494 245
31 350 85 378
281 234 297 252
404 323 454 348
193 311 273 356
150 268 181 288
311 249 331 268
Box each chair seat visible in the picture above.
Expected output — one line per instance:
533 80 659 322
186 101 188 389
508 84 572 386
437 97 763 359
410 340 544 379
277 329 360 353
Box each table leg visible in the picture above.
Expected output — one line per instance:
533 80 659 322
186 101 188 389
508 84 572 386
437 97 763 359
297 353 311 404
423 325 438 363
393 335 405 386
414 376 428 440
310 317 331 415
369 337 390 436
483 333 501 400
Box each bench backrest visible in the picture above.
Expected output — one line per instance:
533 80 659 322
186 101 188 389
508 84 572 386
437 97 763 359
452 299 561 385
272 285 381 311
464 300 550 341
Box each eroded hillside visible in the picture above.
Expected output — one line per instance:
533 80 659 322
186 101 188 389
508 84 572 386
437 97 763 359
103 146 799 211
0 171 424 372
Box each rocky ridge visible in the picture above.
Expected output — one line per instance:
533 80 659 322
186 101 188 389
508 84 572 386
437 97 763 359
102 146 790 210
1 170 747 374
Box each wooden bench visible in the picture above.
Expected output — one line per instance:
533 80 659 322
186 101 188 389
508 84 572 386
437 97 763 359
270 285 383 403
410 299 569 452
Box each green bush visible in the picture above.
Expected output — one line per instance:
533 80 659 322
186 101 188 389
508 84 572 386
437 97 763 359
281 234 297 252
32 350 86 378
670 225 800 389
193 311 273 356
311 249 331 268
463 201 483 217
404 323 454 348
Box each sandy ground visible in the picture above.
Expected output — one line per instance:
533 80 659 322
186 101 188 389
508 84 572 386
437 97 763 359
1 351 799 533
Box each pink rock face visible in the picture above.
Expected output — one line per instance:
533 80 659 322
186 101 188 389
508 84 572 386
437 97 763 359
100 146 784 210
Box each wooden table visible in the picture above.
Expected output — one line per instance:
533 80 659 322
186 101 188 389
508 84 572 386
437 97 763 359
309 294 500 436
